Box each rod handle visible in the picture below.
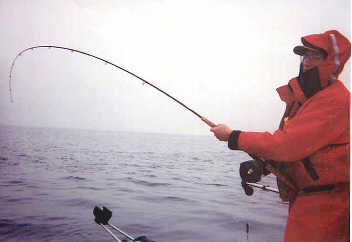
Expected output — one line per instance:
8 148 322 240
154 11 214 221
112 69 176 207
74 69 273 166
201 117 216 127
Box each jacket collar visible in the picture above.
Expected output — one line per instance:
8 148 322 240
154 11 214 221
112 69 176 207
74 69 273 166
277 77 309 105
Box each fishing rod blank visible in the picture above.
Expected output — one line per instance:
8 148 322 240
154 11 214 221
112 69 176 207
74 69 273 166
8 45 216 128
109 223 135 241
246 182 279 193
100 225 123 242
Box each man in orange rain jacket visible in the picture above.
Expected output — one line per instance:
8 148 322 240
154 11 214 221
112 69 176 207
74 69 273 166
210 30 350 242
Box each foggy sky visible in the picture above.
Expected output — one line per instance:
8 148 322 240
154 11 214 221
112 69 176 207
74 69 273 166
0 0 350 135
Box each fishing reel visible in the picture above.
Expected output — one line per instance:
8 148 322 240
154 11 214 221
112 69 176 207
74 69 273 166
93 206 155 242
239 159 264 196
93 206 112 225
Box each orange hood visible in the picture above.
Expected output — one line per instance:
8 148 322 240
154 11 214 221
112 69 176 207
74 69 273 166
301 30 351 88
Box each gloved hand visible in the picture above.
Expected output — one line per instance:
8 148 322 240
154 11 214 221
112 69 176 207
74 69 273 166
239 159 264 183
239 160 264 196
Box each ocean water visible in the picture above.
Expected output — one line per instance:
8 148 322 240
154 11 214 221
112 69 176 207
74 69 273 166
0 125 287 242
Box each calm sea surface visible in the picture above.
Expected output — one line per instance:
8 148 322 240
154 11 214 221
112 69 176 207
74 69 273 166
0 125 287 242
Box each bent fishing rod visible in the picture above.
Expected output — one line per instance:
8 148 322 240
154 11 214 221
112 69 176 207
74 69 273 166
8 45 216 128
9 46 291 198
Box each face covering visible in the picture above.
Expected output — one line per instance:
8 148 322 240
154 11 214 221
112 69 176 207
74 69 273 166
297 60 322 99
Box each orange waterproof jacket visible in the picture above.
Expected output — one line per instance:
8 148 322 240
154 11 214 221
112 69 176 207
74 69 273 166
228 30 350 241
228 29 350 192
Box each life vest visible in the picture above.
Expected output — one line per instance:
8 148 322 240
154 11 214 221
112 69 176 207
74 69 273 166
274 79 350 201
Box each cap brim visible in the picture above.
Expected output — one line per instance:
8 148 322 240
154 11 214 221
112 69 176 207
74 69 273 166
293 45 321 56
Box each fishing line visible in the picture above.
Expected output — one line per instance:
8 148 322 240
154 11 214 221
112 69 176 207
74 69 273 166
8 45 215 127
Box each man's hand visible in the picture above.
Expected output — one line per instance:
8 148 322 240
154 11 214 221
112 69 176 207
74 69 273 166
210 124 232 141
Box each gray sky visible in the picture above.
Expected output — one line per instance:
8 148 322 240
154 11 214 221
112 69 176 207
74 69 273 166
0 0 350 135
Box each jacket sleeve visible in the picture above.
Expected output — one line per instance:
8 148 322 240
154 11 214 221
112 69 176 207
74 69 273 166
229 89 349 162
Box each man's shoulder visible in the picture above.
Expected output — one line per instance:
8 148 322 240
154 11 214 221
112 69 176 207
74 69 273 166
317 81 350 103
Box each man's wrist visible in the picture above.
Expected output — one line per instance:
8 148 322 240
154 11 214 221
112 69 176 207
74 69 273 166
228 130 241 150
